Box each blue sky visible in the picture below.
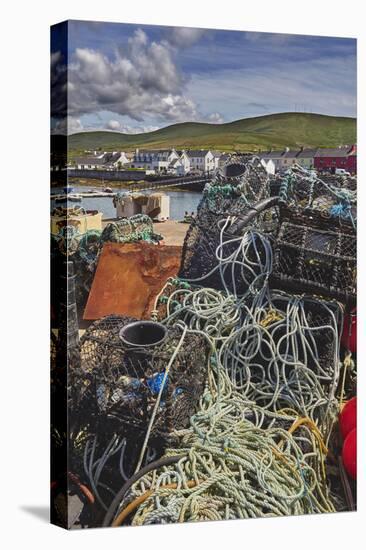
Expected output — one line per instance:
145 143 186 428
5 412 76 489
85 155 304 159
51 20 356 134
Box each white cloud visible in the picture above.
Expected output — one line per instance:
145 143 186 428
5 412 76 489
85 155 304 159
105 120 160 133
52 29 221 133
207 112 225 123
106 119 121 131
167 27 205 48
66 30 197 123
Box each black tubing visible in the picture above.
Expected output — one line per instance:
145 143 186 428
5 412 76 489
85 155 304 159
102 454 184 527
222 196 280 236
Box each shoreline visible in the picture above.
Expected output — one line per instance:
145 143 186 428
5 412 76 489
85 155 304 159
68 178 203 194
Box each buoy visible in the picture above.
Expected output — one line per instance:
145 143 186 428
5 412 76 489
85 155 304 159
341 310 357 353
339 396 357 440
342 428 357 479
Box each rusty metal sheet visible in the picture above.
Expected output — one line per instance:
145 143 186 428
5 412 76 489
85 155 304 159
83 242 182 320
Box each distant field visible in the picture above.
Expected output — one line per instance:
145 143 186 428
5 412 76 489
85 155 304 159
67 112 356 156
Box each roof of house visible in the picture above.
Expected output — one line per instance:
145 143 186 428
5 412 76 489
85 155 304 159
315 146 351 158
282 149 300 159
186 150 211 158
168 158 182 167
135 149 173 160
296 148 319 158
74 156 106 165
260 150 285 159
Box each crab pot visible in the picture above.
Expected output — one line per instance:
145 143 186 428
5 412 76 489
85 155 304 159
179 158 274 289
271 222 356 305
70 315 209 439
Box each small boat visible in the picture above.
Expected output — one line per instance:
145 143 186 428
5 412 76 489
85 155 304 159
54 193 82 204
68 194 82 202
103 187 113 193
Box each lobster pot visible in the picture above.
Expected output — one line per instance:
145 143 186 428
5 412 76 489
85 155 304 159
179 158 274 289
278 171 356 231
272 222 356 305
70 315 208 440
100 214 161 245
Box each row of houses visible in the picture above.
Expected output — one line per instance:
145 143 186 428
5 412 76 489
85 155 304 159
72 148 223 175
260 145 357 174
71 144 357 176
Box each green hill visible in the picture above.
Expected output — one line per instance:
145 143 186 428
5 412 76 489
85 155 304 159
67 112 356 155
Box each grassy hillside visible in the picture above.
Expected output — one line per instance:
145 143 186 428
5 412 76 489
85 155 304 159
67 112 356 155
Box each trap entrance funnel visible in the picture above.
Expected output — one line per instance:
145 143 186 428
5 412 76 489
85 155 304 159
119 321 167 348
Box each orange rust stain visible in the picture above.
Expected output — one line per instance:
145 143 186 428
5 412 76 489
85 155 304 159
83 242 182 320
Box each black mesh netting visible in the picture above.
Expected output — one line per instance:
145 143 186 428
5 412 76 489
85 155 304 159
277 169 356 231
69 315 209 439
271 222 356 304
179 157 277 291
179 161 356 305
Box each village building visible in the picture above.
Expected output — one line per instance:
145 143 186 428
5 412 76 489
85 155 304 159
131 149 179 172
259 150 287 172
178 151 191 174
296 148 318 169
314 145 357 174
73 151 130 170
186 150 216 173
168 157 186 176
73 156 107 170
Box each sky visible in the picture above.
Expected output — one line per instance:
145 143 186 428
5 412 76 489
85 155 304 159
51 20 357 134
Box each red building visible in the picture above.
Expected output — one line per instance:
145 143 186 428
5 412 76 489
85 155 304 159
314 145 357 174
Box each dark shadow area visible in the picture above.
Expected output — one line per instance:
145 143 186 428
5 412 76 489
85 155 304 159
20 506 49 523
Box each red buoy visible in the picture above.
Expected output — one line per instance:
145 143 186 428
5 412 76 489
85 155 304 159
339 397 357 440
342 428 357 479
341 310 357 354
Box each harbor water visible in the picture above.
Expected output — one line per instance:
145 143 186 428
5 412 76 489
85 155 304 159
51 185 202 221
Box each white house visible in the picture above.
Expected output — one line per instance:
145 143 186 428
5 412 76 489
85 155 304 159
296 148 318 169
73 151 130 170
186 150 216 173
260 158 276 175
104 151 130 169
131 149 179 172
73 156 106 170
179 151 191 174
168 157 185 176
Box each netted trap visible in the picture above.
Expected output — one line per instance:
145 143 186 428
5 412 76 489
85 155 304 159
271 221 356 304
70 315 209 440
100 214 162 245
179 157 276 291
179 161 356 305
278 166 357 231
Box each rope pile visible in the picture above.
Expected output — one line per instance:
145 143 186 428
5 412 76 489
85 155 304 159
105 226 347 526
